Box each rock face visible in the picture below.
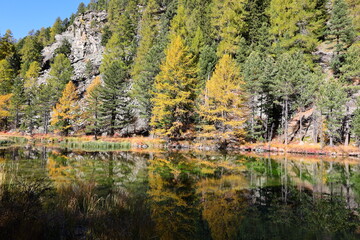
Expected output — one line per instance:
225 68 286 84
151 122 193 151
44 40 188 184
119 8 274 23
39 11 107 92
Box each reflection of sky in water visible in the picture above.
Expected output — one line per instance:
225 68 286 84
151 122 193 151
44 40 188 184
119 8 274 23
0 147 359 239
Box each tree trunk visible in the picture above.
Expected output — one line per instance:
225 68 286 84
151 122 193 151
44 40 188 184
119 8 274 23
330 135 334 147
285 98 289 145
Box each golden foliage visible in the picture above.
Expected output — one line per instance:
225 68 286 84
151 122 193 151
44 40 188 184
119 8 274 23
0 94 12 118
198 54 247 141
150 35 197 137
50 81 80 135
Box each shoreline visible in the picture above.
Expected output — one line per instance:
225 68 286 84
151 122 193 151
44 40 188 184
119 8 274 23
1 132 360 158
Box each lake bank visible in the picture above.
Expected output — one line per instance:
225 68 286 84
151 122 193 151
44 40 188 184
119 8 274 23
1 132 360 158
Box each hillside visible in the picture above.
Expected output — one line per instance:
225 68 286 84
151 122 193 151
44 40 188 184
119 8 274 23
0 0 359 149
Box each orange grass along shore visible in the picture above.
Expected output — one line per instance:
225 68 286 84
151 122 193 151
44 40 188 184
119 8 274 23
1 132 360 158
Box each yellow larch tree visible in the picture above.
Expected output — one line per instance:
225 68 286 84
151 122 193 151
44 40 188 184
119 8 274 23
198 54 247 145
0 93 12 129
150 35 197 138
50 81 80 136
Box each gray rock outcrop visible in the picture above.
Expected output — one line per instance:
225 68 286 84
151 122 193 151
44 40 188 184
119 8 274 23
39 11 107 92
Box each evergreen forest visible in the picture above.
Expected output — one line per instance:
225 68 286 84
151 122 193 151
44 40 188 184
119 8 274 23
1 0 360 148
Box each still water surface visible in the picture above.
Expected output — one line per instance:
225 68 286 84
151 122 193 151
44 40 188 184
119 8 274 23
0 146 359 240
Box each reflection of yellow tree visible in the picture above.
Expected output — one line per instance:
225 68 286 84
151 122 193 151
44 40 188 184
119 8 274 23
147 157 198 240
197 175 249 240
47 152 74 188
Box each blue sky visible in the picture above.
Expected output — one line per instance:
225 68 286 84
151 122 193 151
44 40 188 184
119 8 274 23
0 0 90 40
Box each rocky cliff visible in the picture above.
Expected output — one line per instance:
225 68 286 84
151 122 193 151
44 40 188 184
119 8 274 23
39 11 107 92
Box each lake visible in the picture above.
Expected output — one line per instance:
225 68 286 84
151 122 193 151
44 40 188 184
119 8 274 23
0 146 359 239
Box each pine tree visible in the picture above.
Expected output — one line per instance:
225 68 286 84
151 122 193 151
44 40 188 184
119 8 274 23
98 61 133 136
210 0 248 56
345 0 360 34
34 84 53 134
151 35 197 137
198 54 247 145
0 59 13 94
47 54 74 103
0 93 13 129
267 0 323 54
352 97 360 144
243 51 275 141
0 30 16 60
327 0 355 72
271 52 313 144
50 17 64 44
83 76 102 139
317 78 347 146
340 43 360 81
131 0 161 121
37 27 51 47
77 2 86 15
10 77 25 129
19 35 42 76
24 61 40 89
50 81 80 136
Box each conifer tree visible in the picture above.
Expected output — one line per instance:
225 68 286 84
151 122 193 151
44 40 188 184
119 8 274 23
271 53 313 144
19 35 42 75
352 97 360 144
77 2 86 15
47 54 73 103
345 0 360 33
131 0 161 121
98 61 133 136
50 17 64 44
0 93 12 129
340 43 360 81
327 0 355 72
243 51 275 141
0 30 16 60
24 61 41 89
198 54 247 145
34 84 53 134
317 78 347 146
210 0 248 56
50 81 80 136
151 35 197 137
10 77 25 129
267 0 323 54
37 27 51 47
83 76 102 139
0 59 13 94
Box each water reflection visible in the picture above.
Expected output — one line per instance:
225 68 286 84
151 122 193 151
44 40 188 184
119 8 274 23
0 147 359 239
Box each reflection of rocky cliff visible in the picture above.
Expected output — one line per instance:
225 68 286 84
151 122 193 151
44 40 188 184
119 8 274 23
39 11 107 92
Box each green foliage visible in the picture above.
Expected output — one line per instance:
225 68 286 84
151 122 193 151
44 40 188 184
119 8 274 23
352 98 360 142
0 59 14 94
47 54 74 104
50 17 65 44
19 35 42 76
54 39 72 57
77 2 86 15
327 0 355 54
317 78 347 146
98 61 133 136
267 0 324 54
210 0 248 56
131 0 162 121
340 43 360 81
0 30 16 60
